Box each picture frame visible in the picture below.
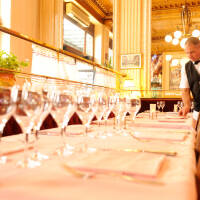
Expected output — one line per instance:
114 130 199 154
161 52 188 97
169 65 181 90
121 54 141 69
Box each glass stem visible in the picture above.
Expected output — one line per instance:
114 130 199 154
60 127 66 148
0 129 7 164
104 119 107 134
33 129 39 157
85 126 88 136
123 114 127 129
0 131 2 144
113 117 116 129
24 132 29 164
0 130 3 158
98 120 101 127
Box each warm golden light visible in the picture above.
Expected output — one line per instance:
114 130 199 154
192 29 200 37
0 0 11 52
123 80 135 88
171 59 179 66
172 38 179 45
164 4 200 48
180 38 188 49
165 35 172 42
166 55 172 61
174 31 182 39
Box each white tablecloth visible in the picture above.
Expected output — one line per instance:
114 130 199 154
0 112 197 200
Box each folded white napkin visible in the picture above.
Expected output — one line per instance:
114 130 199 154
69 151 166 178
133 131 186 141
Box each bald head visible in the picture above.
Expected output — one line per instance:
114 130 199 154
185 37 200 46
184 37 200 62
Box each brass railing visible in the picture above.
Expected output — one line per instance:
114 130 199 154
0 25 126 77
0 67 181 99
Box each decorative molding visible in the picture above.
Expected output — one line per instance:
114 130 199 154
74 0 113 29
76 0 200 54
152 0 200 11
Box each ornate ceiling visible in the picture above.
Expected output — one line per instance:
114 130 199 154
152 0 200 53
152 0 200 10
91 0 113 16
74 0 113 21
77 0 200 54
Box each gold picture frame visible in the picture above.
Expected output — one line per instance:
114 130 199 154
121 54 141 69
162 52 188 97
169 65 181 90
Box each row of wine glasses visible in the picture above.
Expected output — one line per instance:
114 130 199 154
177 101 184 111
15 82 43 168
177 101 194 112
156 100 165 112
0 85 18 164
0 82 44 168
0 79 142 168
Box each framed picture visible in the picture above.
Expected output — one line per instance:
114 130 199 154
162 52 189 98
121 54 141 69
169 65 181 90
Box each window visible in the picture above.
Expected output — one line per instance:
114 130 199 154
63 17 94 61
108 47 113 67
63 18 85 52
86 33 93 57
108 38 113 68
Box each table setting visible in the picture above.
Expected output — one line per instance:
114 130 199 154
0 83 197 200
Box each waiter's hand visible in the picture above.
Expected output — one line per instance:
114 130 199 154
178 105 190 118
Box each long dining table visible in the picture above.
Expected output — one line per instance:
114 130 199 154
0 111 197 200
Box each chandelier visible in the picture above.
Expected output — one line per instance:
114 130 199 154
164 3 200 48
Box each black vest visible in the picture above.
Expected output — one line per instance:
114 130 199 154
185 61 200 111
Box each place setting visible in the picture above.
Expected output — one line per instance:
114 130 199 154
60 149 166 185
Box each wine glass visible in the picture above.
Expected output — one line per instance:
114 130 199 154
51 85 76 156
102 88 116 137
115 96 132 136
75 85 96 134
160 100 165 112
31 85 53 161
0 85 18 164
112 94 126 134
177 101 181 112
130 98 141 121
74 85 97 152
180 101 184 109
93 87 108 137
156 101 161 111
124 96 133 126
14 82 42 168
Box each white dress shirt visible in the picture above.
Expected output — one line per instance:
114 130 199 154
179 62 200 89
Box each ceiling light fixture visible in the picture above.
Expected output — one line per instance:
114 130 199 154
164 2 200 48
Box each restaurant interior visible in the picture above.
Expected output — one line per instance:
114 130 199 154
0 0 200 199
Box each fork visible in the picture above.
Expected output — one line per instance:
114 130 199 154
115 174 164 185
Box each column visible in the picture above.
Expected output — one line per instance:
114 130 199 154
94 23 110 66
113 0 152 93
40 0 63 48
10 0 40 73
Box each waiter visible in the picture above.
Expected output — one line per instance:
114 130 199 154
179 37 200 131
